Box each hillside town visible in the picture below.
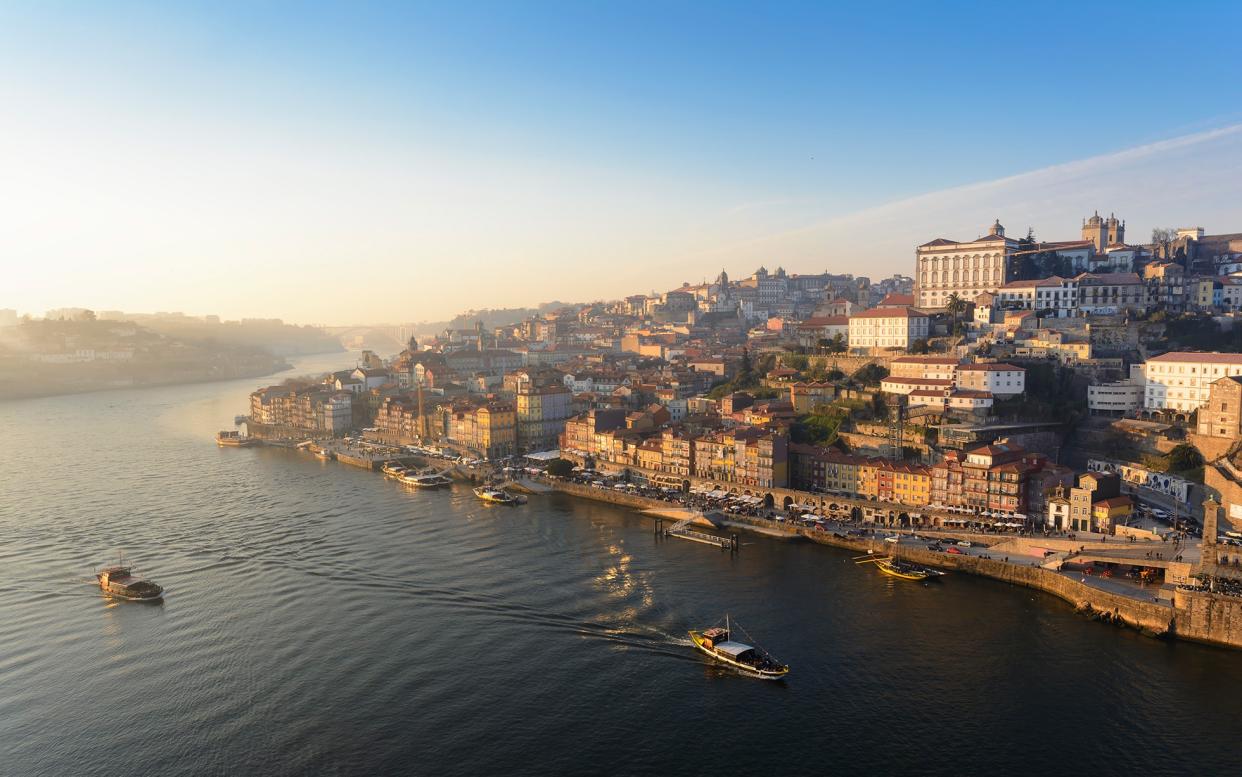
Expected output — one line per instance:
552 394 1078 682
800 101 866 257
242 214 1242 559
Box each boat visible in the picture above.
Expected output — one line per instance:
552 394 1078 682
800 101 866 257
688 616 789 680
401 470 453 488
474 485 519 504
95 555 164 601
855 552 944 581
312 446 334 461
216 430 258 447
381 461 408 478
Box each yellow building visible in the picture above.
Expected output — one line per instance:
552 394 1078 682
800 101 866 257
856 460 880 499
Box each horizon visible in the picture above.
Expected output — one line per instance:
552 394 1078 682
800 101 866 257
4 1 1241 324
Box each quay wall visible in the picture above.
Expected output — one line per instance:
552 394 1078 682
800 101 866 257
1173 588 1242 648
547 478 1228 646
801 532 1178 637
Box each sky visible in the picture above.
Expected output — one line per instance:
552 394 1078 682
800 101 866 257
2 1 1241 325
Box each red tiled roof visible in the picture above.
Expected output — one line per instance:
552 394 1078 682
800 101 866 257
1148 352 1242 364
850 306 927 319
957 363 1024 372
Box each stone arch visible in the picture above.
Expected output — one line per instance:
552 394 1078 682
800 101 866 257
899 512 911 524
782 495 794 510
763 493 775 509
681 480 690 493
850 506 862 520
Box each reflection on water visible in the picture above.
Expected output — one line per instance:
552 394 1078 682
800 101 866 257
2 354 1242 776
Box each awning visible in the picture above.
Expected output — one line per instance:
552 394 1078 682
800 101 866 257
524 450 562 461
713 641 754 658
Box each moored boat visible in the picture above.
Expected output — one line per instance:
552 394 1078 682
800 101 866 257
96 557 164 601
216 430 258 447
381 461 408 478
688 617 788 680
401 470 453 488
473 485 519 504
856 552 944 581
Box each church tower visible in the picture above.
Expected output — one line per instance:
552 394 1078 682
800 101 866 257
1082 211 1105 252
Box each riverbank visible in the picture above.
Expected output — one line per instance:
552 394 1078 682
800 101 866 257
542 476 1242 651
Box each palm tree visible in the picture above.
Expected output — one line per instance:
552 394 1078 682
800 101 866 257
945 293 967 336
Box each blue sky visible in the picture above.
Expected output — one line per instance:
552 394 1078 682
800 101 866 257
3 1 1241 323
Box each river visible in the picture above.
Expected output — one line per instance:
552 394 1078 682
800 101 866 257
2 353 1240 776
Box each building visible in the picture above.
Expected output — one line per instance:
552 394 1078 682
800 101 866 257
787 382 835 413
1142 352 1242 413
933 442 1050 516
888 355 960 381
914 220 1018 309
954 363 1025 397
1087 370 1144 416
692 427 788 488
1075 272 1148 315
1050 472 1129 533
515 385 572 453
1081 211 1125 253
995 276 1079 317
1195 375 1242 439
848 307 930 352
446 401 516 460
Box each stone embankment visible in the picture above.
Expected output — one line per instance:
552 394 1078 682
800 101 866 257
546 478 1242 650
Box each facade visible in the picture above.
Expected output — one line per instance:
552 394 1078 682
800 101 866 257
692 428 788 488
954 363 1025 397
995 276 1079 317
1142 352 1242 412
914 220 1018 309
848 307 930 352
447 402 516 460
1195 376 1242 439
888 355 960 381
1075 272 1148 315
249 385 354 437
515 385 572 453
1087 377 1143 416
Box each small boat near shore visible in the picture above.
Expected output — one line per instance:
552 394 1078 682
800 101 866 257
474 485 523 504
216 430 258 447
689 616 788 680
381 461 408 478
855 552 945 581
96 556 164 601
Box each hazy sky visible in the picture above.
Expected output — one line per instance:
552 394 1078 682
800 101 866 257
3 1 1241 325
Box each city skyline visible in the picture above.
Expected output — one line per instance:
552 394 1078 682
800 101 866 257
3 2 1241 325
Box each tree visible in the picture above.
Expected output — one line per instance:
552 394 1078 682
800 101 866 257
945 293 968 333
829 333 847 353
1167 444 1204 474
546 458 575 478
1151 227 1178 259
783 353 809 371
909 338 930 354
739 347 753 380
854 363 889 386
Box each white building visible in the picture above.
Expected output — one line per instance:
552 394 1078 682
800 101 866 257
881 376 954 396
888 355 960 381
914 220 1019 309
1142 352 1242 412
847 307 929 352
1088 367 1144 416
995 276 1079 317
955 363 1025 397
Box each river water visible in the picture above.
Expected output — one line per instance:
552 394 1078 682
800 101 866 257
2 354 1240 776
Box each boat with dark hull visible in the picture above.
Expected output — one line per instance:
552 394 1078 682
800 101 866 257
96 557 164 601
688 617 788 680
